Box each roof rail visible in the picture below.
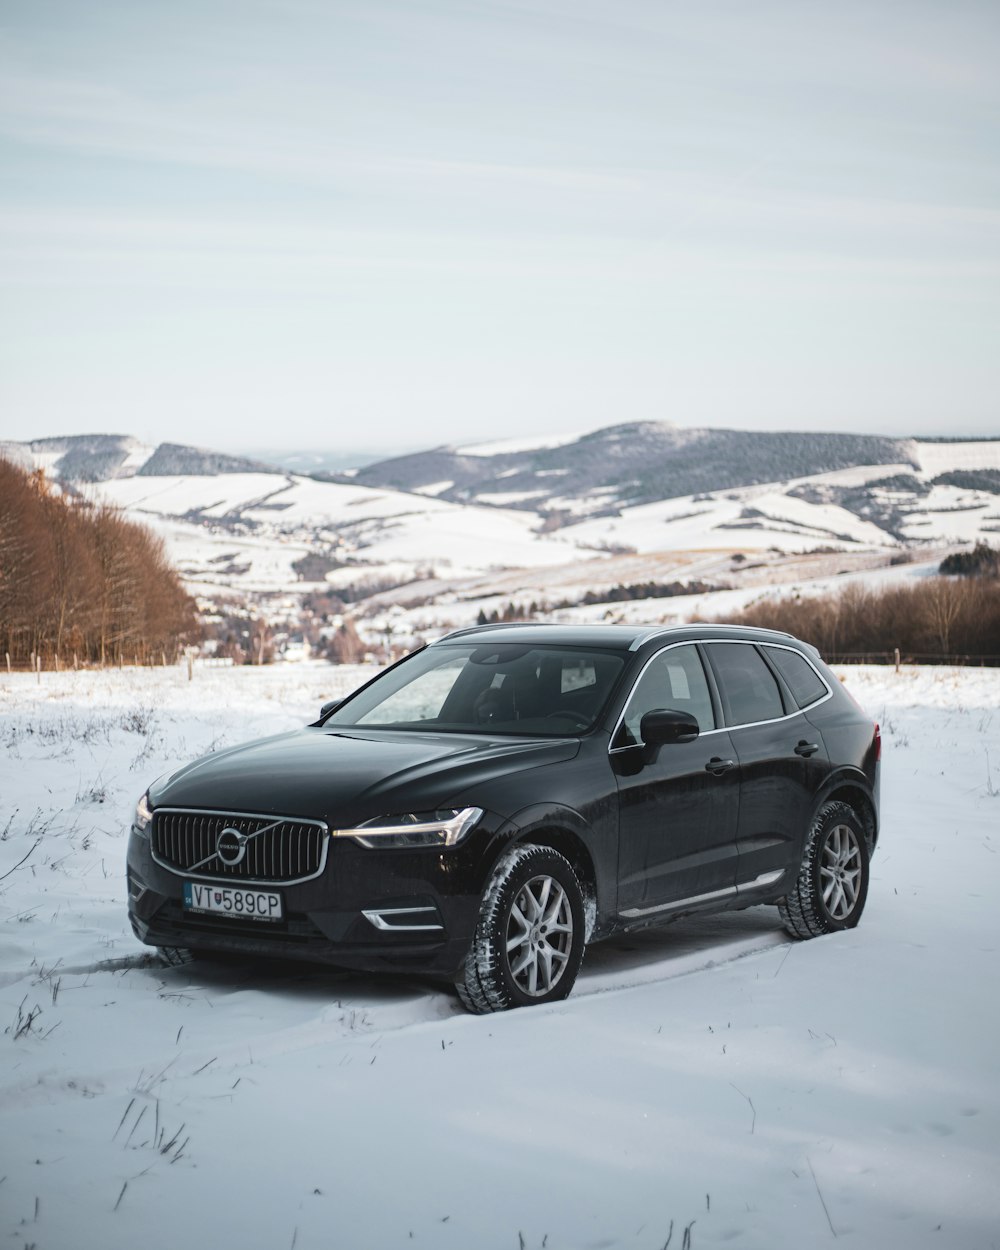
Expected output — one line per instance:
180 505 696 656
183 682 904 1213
628 622 795 651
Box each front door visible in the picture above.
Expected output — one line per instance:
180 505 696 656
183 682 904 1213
612 644 741 917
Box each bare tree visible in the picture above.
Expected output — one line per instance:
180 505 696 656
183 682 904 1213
0 457 198 668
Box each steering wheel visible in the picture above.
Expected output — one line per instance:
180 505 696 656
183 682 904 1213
546 710 591 730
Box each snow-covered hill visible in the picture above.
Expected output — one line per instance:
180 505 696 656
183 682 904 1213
4 427 998 650
85 471 605 595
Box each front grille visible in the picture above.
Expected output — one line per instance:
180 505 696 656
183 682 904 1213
151 809 327 883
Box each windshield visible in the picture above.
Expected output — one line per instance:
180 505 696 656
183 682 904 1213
325 642 627 736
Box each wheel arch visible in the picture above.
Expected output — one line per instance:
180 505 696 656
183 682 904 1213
505 813 605 942
815 774 878 855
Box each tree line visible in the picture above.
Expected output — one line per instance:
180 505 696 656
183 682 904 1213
710 559 1000 663
0 457 198 668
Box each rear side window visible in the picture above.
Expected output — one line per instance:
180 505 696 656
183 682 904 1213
764 646 828 710
706 642 784 727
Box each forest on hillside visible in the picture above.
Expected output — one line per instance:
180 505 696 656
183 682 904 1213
0 457 197 668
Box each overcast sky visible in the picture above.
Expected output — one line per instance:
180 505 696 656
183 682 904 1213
1 0 998 453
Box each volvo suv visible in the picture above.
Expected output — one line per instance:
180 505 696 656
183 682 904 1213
127 623 881 1012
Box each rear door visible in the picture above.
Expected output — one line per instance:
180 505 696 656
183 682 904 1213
703 641 830 890
612 643 741 917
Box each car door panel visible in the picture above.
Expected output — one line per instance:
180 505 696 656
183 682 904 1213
613 734 740 913
610 642 740 916
729 714 830 884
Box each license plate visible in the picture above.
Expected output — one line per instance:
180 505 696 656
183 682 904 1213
183 881 283 922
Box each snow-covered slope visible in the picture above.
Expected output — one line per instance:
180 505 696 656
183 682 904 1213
86 471 606 593
562 482 897 554
912 439 1000 474
92 436 1000 598
7 429 998 629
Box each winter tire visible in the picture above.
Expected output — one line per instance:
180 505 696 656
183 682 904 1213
158 946 198 967
457 844 586 1014
779 800 870 940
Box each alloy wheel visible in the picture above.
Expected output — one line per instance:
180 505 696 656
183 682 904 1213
505 874 574 997
819 823 863 921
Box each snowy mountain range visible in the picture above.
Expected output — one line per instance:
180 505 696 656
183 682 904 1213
5 426 999 649
346 423 920 514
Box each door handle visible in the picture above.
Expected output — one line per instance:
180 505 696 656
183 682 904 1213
705 757 736 776
795 740 820 758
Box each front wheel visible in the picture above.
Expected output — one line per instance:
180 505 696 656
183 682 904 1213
158 946 199 967
456 844 586 1014
779 801 870 940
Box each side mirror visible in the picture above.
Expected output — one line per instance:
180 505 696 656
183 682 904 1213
319 699 343 719
639 708 700 747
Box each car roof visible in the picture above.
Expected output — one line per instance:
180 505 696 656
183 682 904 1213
434 621 801 653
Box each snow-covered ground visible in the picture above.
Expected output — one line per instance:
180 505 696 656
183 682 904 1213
1 662 998 1249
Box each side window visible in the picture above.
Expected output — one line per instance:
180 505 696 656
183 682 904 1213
616 645 716 747
764 646 828 710
706 642 784 727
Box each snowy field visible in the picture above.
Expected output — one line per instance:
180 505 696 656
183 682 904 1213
1 662 998 1249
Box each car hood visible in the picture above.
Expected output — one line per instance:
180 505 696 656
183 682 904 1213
148 726 580 825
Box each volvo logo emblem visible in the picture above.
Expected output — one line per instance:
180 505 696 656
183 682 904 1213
216 827 249 866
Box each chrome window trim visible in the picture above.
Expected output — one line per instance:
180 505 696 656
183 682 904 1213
608 638 833 755
150 806 330 887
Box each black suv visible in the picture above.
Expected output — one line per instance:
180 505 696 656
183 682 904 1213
128 624 880 1012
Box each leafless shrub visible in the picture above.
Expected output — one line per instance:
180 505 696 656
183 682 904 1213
710 577 1000 661
75 774 110 805
120 706 157 735
5 995 50 1040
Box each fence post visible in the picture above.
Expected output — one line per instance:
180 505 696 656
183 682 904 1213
894 647 900 674
36 654 41 684
4 652 9 674
187 653 194 682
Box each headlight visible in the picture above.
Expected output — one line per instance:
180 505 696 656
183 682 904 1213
134 791 153 834
335 807 483 849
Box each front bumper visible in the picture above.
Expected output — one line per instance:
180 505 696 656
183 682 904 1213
127 813 508 980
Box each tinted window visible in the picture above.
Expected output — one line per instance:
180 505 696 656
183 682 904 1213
616 644 715 747
764 646 828 709
706 642 784 726
327 643 625 736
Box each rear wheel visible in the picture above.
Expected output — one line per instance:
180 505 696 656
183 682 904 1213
457 844 586 1014
779 801 870 939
